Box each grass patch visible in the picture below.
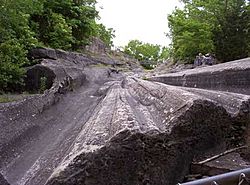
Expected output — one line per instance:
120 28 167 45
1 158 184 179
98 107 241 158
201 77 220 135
0 96 16 103
0 93 35 103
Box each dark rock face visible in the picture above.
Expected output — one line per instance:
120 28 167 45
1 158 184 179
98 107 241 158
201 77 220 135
0 173 9 185
28 47 93 65
28 47 57 60
28 47 122 66
176 86 250 147
85 37 109 54
47 131 194 185
150 58 250 95
25 65 56 92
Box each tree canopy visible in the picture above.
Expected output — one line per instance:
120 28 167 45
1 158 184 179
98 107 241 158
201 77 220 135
0 0 114 92
168 0 250 63
124 40 170 69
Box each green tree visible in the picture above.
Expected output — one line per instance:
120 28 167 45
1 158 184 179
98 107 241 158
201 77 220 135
0 0 114 91
0 0 39 48
159 47 170 61
246 3 250 55
30 0 99 49
168 0 249 63
124 40 169 69
0 40 27 92
124 40 161 61
168 9 214 62
95 23 115 47
212 0 249 62
46 12 74 50
0 0 39 91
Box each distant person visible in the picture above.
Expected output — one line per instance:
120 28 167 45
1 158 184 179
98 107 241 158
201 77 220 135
203 53 213 65
194 53 204 66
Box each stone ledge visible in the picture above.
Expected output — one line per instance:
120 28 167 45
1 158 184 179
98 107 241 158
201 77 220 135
150 58 250 95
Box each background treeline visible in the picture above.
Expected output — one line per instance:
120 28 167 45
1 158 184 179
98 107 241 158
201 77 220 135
124 40 170 69
0 0 114 92
168 0 250 63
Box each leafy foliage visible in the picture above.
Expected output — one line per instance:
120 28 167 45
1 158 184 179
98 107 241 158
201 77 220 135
168 0 249 63
95 24 115 47
213 1 249 62
124 40 170 69
46 12 74 50
0 0 38 92
0 0 114 92
0 40 27 92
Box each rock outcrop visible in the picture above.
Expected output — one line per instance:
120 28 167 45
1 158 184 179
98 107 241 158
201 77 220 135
25 65 56 92
150 58 250 95
45 78 232 185
150 58 250 182
0 49 250 185
0 48 119 183
85 37 109 54
0 173 9 185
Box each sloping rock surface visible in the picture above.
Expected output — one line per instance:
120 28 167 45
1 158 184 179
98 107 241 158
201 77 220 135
0 50 250 185
150 58 250 95
46 78 233 185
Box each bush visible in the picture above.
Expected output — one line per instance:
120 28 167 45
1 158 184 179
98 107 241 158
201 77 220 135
0 40 27 92
0 0 115 92
47 13 74 50
140 61 155 70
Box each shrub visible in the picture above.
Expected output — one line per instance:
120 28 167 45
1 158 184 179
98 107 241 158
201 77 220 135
0 40 27 92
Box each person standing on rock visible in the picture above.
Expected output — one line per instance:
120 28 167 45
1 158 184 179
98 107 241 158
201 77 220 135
203 53 213 65
194 53 204 66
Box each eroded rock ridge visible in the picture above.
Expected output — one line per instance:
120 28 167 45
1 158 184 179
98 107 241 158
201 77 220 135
0 49 249 185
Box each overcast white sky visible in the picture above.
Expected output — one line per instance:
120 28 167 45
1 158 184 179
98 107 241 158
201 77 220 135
97 0 183 47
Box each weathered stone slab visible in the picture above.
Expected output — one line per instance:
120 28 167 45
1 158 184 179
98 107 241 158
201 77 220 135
2 48 250 185
0 71 118 184
29 47 125 67
28 47 57 60
0 49 115 172
2 75 250 185
174 86 250 147
45 78 232 185
150 58 250 95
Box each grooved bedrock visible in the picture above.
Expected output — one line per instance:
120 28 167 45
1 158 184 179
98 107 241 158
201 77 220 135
0 49 249 185
150 58 250 95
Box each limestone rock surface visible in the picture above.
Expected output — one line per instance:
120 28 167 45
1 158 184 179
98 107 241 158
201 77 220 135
1 50 250 185
150 58 250 95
